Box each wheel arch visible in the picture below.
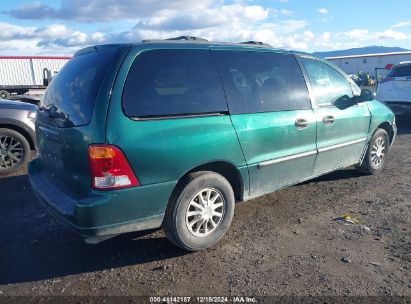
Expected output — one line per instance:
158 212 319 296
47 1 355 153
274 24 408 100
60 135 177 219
375 121 394 146
173 161 245 203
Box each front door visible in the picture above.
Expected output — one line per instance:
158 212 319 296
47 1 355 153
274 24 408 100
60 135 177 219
300 56 371 175
212 49 317 197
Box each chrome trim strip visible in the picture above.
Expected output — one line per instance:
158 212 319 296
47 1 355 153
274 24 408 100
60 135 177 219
258 150 317 169
131 111 228 121
318 137 367 153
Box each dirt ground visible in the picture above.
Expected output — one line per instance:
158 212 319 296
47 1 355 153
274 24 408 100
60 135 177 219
0 118 410 301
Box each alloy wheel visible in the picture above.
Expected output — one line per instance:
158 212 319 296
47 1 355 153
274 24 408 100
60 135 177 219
0 135 24 169
185 188 225 238
371 136 386 167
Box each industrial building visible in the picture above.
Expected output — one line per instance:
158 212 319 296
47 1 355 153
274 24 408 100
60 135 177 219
326 51 411 77
0 56 70 99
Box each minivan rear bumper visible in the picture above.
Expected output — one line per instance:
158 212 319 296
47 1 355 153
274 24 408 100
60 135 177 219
28 159 176 238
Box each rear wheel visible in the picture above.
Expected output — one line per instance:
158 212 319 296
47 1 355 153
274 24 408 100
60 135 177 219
356 128 389 175
0 128 30 175
163 171 235 251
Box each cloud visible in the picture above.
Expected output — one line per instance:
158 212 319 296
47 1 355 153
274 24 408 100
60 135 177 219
134 4 270 31
376 29 408 40
2 17 410 56
5 1 55 19
317 8 328 15
122 18 309 49
0 0 312 55
0 21 102 54
5 0 214 21
280 9 293 16
34 24 73 38
346 29 369 39
1 1 411 55
311 29 411 51
391 21 411 29
0 21 36 40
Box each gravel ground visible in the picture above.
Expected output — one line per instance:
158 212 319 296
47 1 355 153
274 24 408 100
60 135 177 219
0 118 410 300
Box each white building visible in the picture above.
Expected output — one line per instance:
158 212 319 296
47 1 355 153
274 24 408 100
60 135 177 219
326 51 411 76
0 56 70 97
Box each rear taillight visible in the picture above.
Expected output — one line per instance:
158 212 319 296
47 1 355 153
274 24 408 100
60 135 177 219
88 145 139 190
380 77 394 84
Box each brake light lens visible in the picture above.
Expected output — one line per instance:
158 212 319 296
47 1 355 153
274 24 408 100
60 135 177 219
88 145 139 190
380 77 394 84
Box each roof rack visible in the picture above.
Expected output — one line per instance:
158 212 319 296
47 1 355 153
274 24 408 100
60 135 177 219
166 36 208 42
141 36 208 43
239 41 272 48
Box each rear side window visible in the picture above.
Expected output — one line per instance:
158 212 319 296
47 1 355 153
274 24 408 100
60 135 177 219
388 65 411 77
212 51 311 114
301 57 353 106
41 51 115 127
123 50 227 118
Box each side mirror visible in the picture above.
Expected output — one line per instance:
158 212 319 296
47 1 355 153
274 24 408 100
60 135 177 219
358 89 374 102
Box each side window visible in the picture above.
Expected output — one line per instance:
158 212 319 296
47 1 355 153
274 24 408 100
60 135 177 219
213 51 311 114
123 50 227 118
301 57 353 106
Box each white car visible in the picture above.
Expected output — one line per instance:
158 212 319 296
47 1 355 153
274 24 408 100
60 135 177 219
377 62 411 116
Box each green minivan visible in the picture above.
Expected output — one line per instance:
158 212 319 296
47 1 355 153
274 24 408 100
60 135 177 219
29 37 397 251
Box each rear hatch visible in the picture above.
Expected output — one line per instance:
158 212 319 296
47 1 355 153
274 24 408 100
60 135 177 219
377 64 411 103
35 45 129 194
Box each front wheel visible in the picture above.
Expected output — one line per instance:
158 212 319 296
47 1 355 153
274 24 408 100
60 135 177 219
356 128 389 175
163 171 235 251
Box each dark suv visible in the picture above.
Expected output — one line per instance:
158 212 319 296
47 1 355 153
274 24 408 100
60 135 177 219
29 38 396 251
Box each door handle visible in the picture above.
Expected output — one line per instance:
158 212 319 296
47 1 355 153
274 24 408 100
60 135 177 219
322 115 335 124
295 118 309 129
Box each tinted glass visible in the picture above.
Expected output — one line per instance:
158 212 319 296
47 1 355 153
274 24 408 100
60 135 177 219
388 65 411 77
123 50 227 118
301 57 353 106
41 51 115 127
213 51 311 114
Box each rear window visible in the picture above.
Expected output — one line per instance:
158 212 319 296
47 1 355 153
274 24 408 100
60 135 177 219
40 51 116 127
389 65 411 77
123 50 227 118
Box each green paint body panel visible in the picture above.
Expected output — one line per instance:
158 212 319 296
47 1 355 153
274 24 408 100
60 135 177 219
105 116 248 185
313 103 371 175
230 110 316 196
28 42 396 239
366 99 396 135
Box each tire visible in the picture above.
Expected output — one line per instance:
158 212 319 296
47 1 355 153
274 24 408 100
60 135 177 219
0 128 31 175
0 90 10 100
163 171 235 251
356 128 389 175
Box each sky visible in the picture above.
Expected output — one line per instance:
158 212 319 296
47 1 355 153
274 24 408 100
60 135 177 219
0 0 411 56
